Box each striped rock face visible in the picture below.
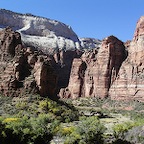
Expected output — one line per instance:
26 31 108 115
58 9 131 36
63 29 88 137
0 28 58 98
109 17 144 101
60 36 127 99
60 17 144 101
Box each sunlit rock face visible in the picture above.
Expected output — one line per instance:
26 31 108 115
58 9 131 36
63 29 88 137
60 17 144 101
0 9 144 101
0 9 102 97
79 38 101 49
60 36 127 99
0 9 101 54
109 17 144 101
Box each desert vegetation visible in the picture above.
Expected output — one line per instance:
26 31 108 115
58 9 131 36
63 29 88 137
0 95 144 144
0 94 79 144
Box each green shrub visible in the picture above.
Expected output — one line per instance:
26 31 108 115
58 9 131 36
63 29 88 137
60 116 106 144
124 125 144 144
113 121 136 139
38 99 79 122
0 115 60 144
0 94 79 143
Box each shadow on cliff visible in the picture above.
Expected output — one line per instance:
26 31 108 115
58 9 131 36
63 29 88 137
55 49 83 91
104 36 129 97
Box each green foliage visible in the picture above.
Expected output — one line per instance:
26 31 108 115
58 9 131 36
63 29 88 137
77 116 105 144
0 115 60 144
113 119 144 141
38 99 79 122
60 116 106 144
113 121 136 139
0 94 79 143
1 94 144 143
124 125 144 144
0 94 79 122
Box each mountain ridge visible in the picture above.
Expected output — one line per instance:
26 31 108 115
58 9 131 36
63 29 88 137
0 9 101 53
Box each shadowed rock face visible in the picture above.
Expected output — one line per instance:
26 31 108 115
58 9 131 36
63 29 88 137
0 27 22 59
0 27 58 98
53 49 83 89
34 57 58 97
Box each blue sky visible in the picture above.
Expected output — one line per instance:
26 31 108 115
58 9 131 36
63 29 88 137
0 0 144 42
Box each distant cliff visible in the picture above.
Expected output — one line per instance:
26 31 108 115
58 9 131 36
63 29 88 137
0 9 100 53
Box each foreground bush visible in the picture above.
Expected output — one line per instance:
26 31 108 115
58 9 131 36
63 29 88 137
60 116 106 144
0 115 60 144
0 94 80 144
38 99 79 122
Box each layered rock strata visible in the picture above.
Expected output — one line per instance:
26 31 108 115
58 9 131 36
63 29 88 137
0 14 144 102
0 27 58 98
109 16 144 101
60 17 144 101
60 36 127 99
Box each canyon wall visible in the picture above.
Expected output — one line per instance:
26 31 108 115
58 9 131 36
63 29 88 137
60 36 127 99
60 17 144 101
0 10 144 101
109 16 144 101
0 27 58 98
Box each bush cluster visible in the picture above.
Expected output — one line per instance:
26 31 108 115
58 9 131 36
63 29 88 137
0 115 59 144
59 116 106 144
0 94 79 143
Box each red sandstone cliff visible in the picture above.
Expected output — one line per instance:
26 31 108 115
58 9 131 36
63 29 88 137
60 36 127 99
0 27 58 98
60 17 144 101
109 16 144 101
0 16 144 102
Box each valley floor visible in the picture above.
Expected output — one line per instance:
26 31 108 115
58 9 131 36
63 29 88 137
0 95 144 144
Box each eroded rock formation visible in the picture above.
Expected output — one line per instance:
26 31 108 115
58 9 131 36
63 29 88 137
0 15 144 102
0 27 58 98
60 36 127 99
109 16 144 101
60 17 144 101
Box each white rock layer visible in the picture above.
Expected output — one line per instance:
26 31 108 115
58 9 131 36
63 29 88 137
0 9 101 53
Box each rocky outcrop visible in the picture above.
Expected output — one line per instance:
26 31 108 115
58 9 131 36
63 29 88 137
60 17 144 101
60 36 127 99
109 17 144 101
53 49 83 89
0 28 58 98
34 56 57 97
133 16 144 42
0 27 22 60
0 9 102 54
0 9 81 53
59 59 87 98
92 36 127 98
0 10 144 102
79 38 101 49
